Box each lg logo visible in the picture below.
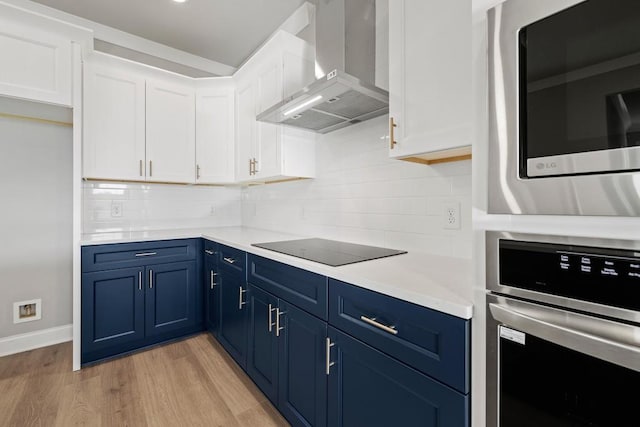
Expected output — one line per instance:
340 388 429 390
536 162 557 170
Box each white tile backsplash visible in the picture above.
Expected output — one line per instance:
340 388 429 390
82 181 242 234
242 116 473 258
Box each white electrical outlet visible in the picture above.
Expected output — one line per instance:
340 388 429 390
443 202 461 230
111 201 123 217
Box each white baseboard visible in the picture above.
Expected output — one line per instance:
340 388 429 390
0 324 73 357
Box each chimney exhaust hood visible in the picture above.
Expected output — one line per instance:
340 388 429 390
257 0 389 134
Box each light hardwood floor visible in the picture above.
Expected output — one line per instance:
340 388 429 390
0 334 289 427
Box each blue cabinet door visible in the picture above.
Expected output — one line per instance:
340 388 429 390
81 267 145 360
327 327 469 427
218 267 249 369
278 301 328 427
247 284 279 404
204 248 220 335
145 260 198 337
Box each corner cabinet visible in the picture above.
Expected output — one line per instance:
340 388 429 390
81 239 202 364
196 78 236 184
388 0 472 164
234 30 317 183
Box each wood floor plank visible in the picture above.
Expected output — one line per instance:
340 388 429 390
0 334 289 427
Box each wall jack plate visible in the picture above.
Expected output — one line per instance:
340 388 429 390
443 202 461 230
14 299 42 323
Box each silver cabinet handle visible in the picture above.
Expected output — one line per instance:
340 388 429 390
326 337 335 375
196 164 201 180
210 270 217 289
138 271 142 291
275 308 287 337
360 315 398 335
253 158 259 173
223 257 236 264
238 287 247 310
204 249 215 255
268 304 277 332
149 269 153 289
139 159 143 177
135 252 157 257
149 160 153 177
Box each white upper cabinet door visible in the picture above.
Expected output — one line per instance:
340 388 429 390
255 58 284 179
83 60 146 181
388 0 472 162
0 18 72 106
235 78 256 182
146 79 196 183
195 79 235 184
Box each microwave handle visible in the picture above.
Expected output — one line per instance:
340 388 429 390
489 300 640 372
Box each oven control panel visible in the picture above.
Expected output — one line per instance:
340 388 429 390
499 240 640 311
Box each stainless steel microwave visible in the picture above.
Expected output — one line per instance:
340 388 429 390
488 0 640 216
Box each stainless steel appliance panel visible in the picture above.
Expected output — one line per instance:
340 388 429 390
487 0 640 216
486 231 640 324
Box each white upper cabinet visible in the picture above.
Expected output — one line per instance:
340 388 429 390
195 78 235 184
146 79 196 184
234 30 317 183
388 0 472 163
83 53 196 184
83 57 146 181
0 9 73 106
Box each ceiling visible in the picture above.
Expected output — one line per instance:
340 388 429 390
30 0 307 68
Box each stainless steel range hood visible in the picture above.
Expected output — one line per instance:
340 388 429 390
257 0 389 134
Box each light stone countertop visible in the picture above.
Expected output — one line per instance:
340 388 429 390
81 226 473 319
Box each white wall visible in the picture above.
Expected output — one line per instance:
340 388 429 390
0 116 72 339
82 181 242 234
242 116 473 258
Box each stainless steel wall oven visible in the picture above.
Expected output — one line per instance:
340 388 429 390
486 231 640 426
488 0 640 215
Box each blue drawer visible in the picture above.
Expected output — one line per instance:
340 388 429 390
247 254 328 320
82 239 198 272
329 279 470 394
217 244 246 274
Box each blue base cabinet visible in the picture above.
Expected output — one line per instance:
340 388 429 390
247 284 279 403
203 241 220 335
217 244 249 369
145 261 199 337
81 267 145 354
81 239 202 364
327 327 469 427
278 301 328 427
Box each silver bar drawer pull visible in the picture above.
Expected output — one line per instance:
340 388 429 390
210 271 217 289
223 257 236 264
268 304 277 332
149 270 153 289
360 315 398 335
276 308 287 337
135 252 157 257
204 249 215 255
326 337 335 375
138 271 142 291
238 287 247 310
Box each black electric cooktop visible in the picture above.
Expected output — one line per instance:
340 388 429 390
252 238 407 267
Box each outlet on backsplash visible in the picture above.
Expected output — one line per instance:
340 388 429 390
111 201 123 217
443 202 461 230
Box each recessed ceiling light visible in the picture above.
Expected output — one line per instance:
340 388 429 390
173 0 188 3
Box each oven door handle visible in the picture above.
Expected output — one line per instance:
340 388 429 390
489 300 640 372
